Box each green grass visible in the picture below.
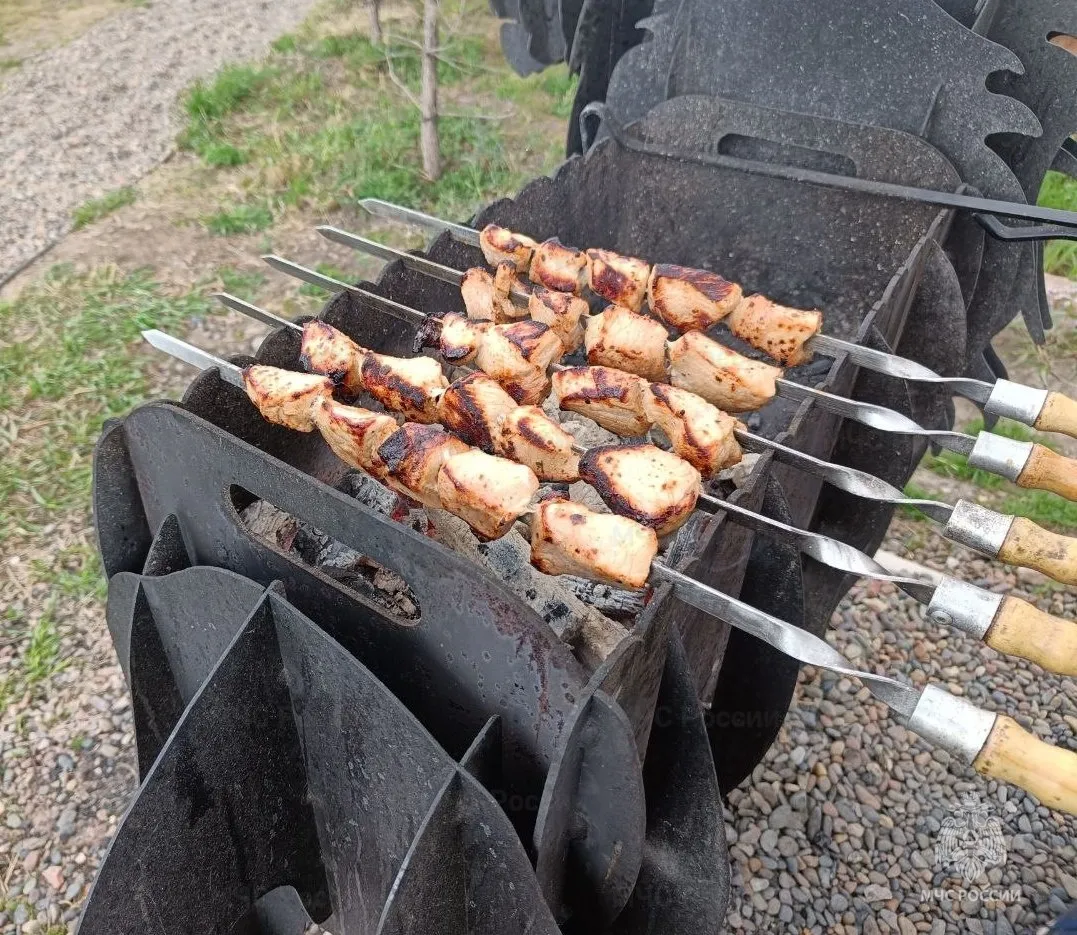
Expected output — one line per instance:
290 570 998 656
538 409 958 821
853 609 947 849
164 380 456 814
1000 489 1077 532
205 202 274 235
1039 170 1077 279
0 264 213 542
72 186 138 230
176 7 567 225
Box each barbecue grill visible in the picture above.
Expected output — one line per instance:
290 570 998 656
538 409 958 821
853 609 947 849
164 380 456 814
80 4 1077 932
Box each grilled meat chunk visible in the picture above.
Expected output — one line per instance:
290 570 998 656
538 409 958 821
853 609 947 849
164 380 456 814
579 443 700 537
586 248 651 311
584 305 668 383
313 399 398 478
460 266 523 323
377 423 469 509
437 312 490 365
437 372 518 451
479 223 537 273
474 320 563 404
495 404 580 482
552 366 650 436
648 263 744 332
726 295 822 367
359 352 448 423
300 321 369 396
667 331 781 412
530 496 657 589
528 287 588 353
529 238 589 293
643 383 742 477
243 366 332 432
436 449 539 540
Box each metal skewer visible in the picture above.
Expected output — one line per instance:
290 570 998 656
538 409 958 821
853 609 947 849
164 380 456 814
138 326 1077 817
260 249 1077 510
354 199 1077 441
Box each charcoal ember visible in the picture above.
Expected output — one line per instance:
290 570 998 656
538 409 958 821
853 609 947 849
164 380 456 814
239 496 421 621
559 577 645 622
427 509 627 669
241 499 299 551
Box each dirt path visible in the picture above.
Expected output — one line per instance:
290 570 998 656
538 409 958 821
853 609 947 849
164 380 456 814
0 0 321 284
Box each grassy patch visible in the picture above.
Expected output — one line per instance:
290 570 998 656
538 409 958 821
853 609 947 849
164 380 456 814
0 265 212 543
1039 171 1077 279
205 202 274 235
72 185 137 230
999 489 1077 533
176 2 568 226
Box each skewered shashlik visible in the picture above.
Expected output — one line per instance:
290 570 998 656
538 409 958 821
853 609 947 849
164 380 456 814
143 327 1077 816
477 223 822 366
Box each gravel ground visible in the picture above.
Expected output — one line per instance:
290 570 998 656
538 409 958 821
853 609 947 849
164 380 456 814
0 0 320 284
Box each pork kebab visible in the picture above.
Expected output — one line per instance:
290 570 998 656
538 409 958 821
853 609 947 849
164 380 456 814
263 250 1077 509
355 199 1077 444
141 329 1077 817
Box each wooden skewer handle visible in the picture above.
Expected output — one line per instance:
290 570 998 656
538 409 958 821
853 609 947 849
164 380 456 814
984 595 1077 677
1015 443 1077 502
973 716 1077 816
998 516 1077 586
1034 391 1077 440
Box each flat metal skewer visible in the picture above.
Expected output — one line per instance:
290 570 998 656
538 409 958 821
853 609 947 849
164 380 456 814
139 325 1077 815
355 200 1077 439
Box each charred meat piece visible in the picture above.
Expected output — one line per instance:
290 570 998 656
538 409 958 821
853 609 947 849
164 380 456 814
313 398 398 478
584 305 668 383
460 266 523 323
667 331 781 412
479 223 537 273
530 496 658 589
436 449 539 540
437 312 490 365
495 404 581 482
586 248 651 311
437 372 518 451
643 383 742 477
552 366 650 436
300 321 370 396
528 287 588 353
529 238 589 293
243 366 332 432
726 295 823 367
579 443 700 537
359 352 448 423
474 320 563 405
648 263 744 332
377 423 469 509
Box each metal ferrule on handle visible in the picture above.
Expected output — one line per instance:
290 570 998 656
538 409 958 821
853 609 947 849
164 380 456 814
924 577 1003 641
944 501 1013 558
983 379 1049 427
966 432 1033 483
906 685 996 765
